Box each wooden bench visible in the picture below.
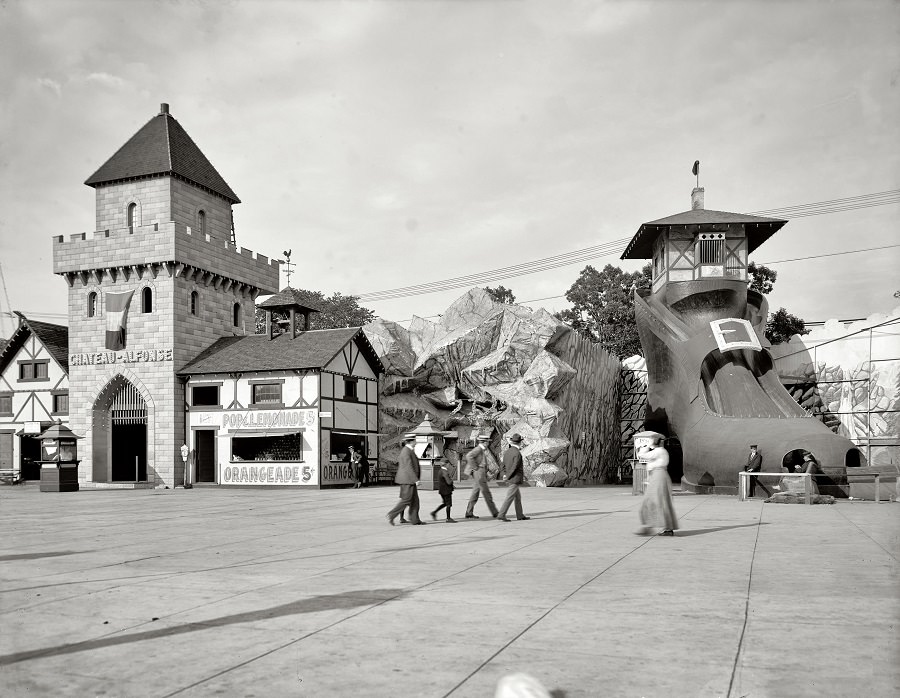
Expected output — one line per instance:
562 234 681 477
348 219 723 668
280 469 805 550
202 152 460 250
846 465 899 502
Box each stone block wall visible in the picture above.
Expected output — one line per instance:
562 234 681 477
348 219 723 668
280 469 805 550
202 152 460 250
171 179 233 242
95 179 171 232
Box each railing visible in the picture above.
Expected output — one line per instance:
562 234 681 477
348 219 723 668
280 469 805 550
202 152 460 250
739 472 812 505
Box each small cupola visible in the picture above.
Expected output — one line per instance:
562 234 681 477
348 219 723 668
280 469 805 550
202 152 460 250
257 288 322 340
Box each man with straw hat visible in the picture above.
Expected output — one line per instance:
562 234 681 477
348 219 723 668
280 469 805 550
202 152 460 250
497 433 530 522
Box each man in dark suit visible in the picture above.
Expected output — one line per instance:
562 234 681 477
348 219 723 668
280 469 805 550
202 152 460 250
464 434 499 519
497 433 530 521
744 444 762 497
388 434 423 525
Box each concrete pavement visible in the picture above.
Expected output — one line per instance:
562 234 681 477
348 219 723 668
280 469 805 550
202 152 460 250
1 483 897 697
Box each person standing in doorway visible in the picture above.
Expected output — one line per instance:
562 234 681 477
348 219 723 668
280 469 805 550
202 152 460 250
348 445 362 488
497 433 530 521
464 434 499 519
743 444 762 497
388 434 423 526
356 447 370 488
636 433 678 536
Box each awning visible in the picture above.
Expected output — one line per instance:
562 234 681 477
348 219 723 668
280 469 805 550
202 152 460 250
228 428 305 438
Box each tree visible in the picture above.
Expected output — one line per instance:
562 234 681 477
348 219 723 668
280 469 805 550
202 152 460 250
556 263 651 358
483 285 516 304
255 289 375 333
747 261 777 295
766 307 809 345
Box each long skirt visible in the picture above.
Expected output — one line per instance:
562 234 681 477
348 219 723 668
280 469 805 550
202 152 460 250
639 468 679 530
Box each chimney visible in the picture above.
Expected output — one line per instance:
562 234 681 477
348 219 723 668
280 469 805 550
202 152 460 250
691 186 705 210
160 103 169 115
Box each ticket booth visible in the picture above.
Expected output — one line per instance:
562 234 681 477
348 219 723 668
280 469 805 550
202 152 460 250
411 417 450 491
38 423 81 493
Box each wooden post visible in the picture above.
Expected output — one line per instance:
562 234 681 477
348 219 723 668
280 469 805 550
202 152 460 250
875 474 880 504
804 473 811 505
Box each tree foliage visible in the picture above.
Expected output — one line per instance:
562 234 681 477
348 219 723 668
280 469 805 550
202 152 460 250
766 307 809 345
747 261 777 295
483 285 516 304
556 263 651 358
255 289 375 333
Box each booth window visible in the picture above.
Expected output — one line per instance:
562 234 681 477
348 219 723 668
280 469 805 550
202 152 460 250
231 432 304 462
87 291 97 318
192 385 220 407
141 286 153 313
19 360 49 382
0 392 12 416
251 383 282 405
190 291 199 316
52 392 69 415
697 235 724 265
344 378 358 401
233 302 241 327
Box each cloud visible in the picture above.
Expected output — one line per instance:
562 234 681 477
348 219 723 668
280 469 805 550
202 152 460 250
36 77 61 97
85 72 126 89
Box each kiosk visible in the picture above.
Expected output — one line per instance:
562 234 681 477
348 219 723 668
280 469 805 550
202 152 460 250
38 423 81 492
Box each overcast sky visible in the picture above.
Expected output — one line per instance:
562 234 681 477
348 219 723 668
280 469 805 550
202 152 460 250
1 0 898 339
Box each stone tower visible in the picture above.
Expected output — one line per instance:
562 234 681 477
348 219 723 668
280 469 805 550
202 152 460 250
53 104 279 488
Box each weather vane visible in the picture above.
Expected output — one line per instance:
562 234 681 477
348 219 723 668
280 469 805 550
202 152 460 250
282 249 294 288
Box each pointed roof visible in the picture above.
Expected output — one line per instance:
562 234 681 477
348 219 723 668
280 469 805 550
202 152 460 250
177 327 384 376
621 208 787 259
0 313 69 373
258 288 324 313
85 104 240 203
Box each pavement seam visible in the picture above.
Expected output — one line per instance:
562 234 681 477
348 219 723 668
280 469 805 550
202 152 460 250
832 503 899 563
725 502 764 698
439 495 715 697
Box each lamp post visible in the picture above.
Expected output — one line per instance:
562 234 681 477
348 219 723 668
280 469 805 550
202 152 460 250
181 443 192 489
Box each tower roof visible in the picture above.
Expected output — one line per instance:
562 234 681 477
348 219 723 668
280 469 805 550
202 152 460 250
84 104 240 204
257 288 324 314
620 208 787 260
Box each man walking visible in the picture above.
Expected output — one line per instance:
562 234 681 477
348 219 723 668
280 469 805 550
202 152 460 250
388 434 424 525
464 434 498 519
743 444 762 497
497 433 530 521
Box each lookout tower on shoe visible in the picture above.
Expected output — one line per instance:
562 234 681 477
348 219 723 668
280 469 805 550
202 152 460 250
621 184 862 495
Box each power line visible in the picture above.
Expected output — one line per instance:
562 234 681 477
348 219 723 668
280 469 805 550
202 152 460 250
359 190 900 303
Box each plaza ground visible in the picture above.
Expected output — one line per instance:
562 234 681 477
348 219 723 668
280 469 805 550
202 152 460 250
1 483 897 697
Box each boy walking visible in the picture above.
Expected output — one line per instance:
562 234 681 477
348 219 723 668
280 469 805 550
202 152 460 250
430 458 457 523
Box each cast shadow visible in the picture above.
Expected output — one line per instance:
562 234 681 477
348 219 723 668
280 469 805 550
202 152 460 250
0 588 406 666
0 551 86 562
675 522 771 537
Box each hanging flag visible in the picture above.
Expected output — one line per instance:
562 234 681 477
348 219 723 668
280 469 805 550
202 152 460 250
692 160 700 176
105 290 135 350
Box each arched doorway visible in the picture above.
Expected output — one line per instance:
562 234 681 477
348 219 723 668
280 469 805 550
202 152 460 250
93 377 148 482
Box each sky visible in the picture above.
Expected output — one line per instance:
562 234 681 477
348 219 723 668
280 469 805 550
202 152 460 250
1 0 899 339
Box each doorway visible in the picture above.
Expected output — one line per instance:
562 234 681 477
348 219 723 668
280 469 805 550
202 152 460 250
111 423 147 481
20 436 42 480
194 430 216 482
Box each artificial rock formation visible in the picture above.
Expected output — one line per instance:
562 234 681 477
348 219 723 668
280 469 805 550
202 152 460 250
364 288 621 486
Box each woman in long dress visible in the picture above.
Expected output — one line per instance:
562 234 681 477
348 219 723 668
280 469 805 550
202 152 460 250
636 435 678 536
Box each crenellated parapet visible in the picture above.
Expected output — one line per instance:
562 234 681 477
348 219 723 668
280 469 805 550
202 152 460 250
53 221 280 294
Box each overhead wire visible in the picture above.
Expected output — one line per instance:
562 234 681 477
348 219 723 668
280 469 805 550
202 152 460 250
359 190 900 302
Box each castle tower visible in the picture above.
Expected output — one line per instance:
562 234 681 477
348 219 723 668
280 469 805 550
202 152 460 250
53 104 279 488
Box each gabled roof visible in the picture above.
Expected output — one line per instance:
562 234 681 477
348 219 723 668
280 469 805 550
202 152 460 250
178 327 384 376
621 208 787 259
85 105 240 204
0 314 69 374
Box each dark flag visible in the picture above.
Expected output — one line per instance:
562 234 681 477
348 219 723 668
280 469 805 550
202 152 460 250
692 160 700 176
105 290 135 350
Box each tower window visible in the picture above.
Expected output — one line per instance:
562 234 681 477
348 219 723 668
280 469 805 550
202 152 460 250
127 202 138 229
190 291 199 316
141 287 153 313
233 302 241 327
87 291 98 317
198 210 207 235
697 234 725 265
